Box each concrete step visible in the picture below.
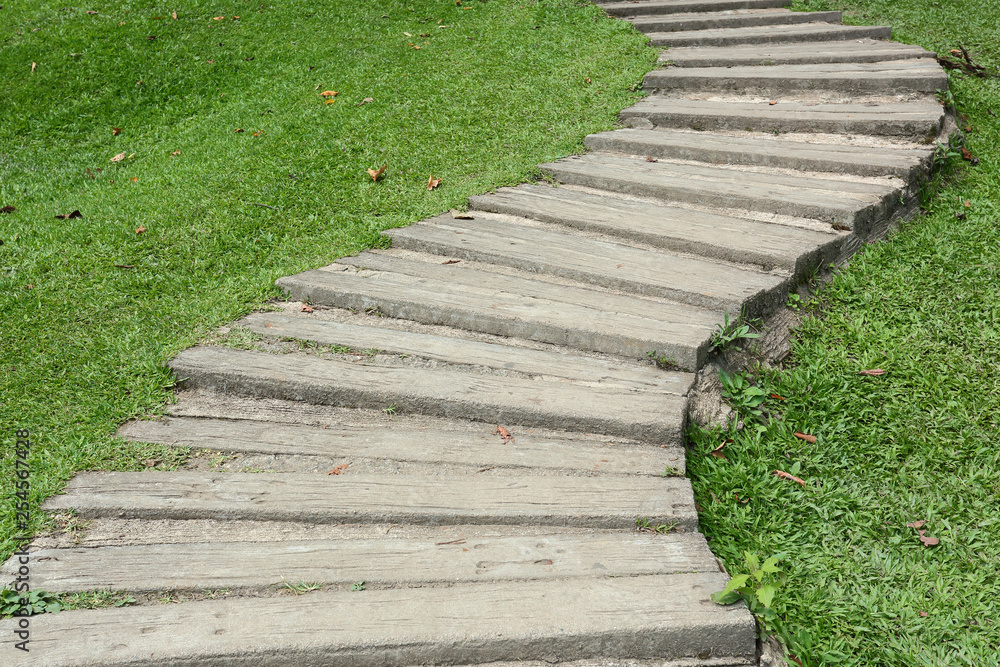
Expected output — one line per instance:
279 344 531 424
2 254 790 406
469 183 844 276
661 39 934 67
168 345 690 442
278 256 723 369
602 0 788 18
5 532 719 593
385 213 789 316
584 127 934 180
122 413 686 475
237 311 694 395
628 9 841 33
620 96 945 140
644 59 949 94
0 574 757 666
540 153 900 234
43 471 699 529
648 22 891 47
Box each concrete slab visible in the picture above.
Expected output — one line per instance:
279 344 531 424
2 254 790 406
660 39 933 67
4 532 720 593
602 0 787 18
167 346 690 442
43 471 700 529
647 22 891 47
385 214 789 316
628 9 841 33
121 416 687 476
0 574 756 666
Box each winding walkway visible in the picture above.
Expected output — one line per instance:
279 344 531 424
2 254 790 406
3 1 950 665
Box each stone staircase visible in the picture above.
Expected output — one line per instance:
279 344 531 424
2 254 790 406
3 1 950 665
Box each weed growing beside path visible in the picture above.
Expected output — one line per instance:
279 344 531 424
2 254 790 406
691 2 1000 664
0 0 654 559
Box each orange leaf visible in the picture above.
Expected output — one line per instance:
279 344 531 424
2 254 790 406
301 304 314 313
584 77 591 84
793 432 817 443
773 470 805 486
427 175 441 190
234 128 244 133
130 177 138 183
320 90 338 97
324 99 336 105
172 12 178 19
858 369 885 376
327 463 349 475
964 200 971 208
769 393 785 401
366 164 387 182
494 425 514 444
252 131 263 137
171 150 181 156
112 127 122 136
135 226 146 234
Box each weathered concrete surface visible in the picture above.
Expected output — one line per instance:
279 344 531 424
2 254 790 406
660 39 932 67
644 59 948 94
121 416 686 476
5 532 719 593
238 311 694 394
470 184 845 276
279 260 722 369
385 214 789 316
166 346 690 442
628 9 841 33
583 128 932 180
621 97 944 138
0 574 756 667
647 22 891 47
44 471 699 529
541 153 899 233
602 0 787 18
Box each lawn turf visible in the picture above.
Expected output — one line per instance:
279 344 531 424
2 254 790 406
0 0 654 560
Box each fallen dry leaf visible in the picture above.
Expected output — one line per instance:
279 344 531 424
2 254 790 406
110 152 126 163
320 90 338 97
172 12 177 19
171 150 181 156
234 128 244 133
252 131 263 137
858 369 886 376
358 97 374 106
585 77 591 84
366 164 387 182
114 264 135 269
918 531 939 547
494 425 514 444
301 304 314 313
793 432 817 443
442 259 460 265
324 99 336 105
960 147 980 165
87 10 98 14
112 127 122 136
964 200 971 208
55 210 83 220
645 156 658 162
427 175 441 190
773 470 806 486
0 206 15 214
213 16 224 20
919 611 928 617
135 225 146 234
769 393 786 401
450 209 474 219
709 442 727 460
31 62 36 73
403 31 412 36
130 177 138 183
147 35 157 40
769 100 778 105
327 463 349 475
906 520 926 529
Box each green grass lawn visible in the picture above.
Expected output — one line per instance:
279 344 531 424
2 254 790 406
690 2 1000 665
0 0 654 560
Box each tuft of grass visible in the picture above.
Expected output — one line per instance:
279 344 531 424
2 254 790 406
690 2 1000 662
0 0 655 561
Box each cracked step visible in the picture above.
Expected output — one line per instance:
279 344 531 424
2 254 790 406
0 574 757 667
621 96 945 139
601 0 789 18
584 127 934 180
470 184 844 277
279 256 724 369
385 213 789 316
541 153 900 234
43 471 699 529
4 532 720 593
660 39 934 67
122 414 687 476
167 345 691 442
644 59 949 94
628 9 841 33
647 22 891 47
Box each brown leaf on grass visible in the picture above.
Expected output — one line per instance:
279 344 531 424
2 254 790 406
964 200 971 208
147 35 157 40
172 12 178 19
906 520 926 529
585 77 591 84
110 152 126 162
918 531 939 547
960 147 980 165
427 175 441 190
114 264 135 269
0 206 15 214
358 97 374 106
709 442 727 460
773 470 806 486
919 611 929 617
858 368 886 376
130 177 138 183
450 209 474 219
793 432 817 443
87 10 98 14
769 393 785 401
112 127 122 136
366 164 387 182
319 90 338 97
234 128 244 133
327 463 349 475
252 131 263 137
31 62 36 73
494 425 514 444
55 210 83 220
213 16 224 20
645 156 658 162
135 225 146 234
301 304 314 313
324 99 336 105
171 150 181 156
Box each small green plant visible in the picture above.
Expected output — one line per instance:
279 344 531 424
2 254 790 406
711 552 786 632
1 589 62 617
382 403 398 417
350 581 366 592
786 293 803 311
935 88 956 109
279 581 322 595
661 465 683 477
59 590 136 611
718 370 766 417
710 313 759 351
636 517 676 534
646 350 680 370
